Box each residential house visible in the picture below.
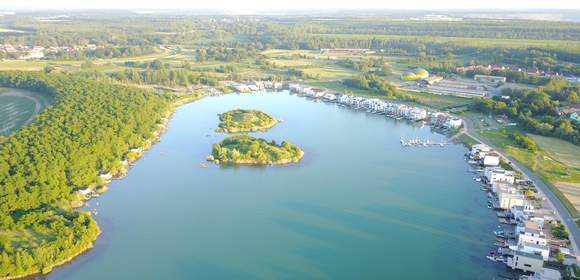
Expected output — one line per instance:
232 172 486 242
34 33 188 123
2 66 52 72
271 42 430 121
484 167 516 184
506 250 544 273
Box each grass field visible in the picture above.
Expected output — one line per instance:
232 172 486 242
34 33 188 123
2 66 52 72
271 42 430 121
529 134 580 169
406 91 473 110
0 87 54 135
455 133 481 147
479 128 580 215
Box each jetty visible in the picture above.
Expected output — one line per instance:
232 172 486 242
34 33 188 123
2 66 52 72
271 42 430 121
400 136 448 147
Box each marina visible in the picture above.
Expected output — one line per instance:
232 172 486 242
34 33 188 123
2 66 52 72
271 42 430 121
399 136 449 147
466 143 574 279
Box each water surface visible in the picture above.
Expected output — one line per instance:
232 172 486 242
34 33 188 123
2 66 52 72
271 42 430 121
49 91 503 279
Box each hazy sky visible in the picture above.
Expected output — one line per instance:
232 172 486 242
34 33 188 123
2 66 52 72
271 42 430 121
4 0 580 10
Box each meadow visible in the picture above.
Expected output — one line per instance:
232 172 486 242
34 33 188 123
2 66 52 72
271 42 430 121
0 87 53 135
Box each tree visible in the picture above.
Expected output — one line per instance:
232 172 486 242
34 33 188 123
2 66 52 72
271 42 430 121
557 120 575 138
552 222 570 240
556 251 566 263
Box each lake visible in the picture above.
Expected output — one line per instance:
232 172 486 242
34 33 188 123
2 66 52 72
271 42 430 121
48 91 504 279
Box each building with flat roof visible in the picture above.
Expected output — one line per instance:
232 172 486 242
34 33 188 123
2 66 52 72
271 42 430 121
498 187 525 210
506 249 544 273
474 74 507 84
485 167 516 184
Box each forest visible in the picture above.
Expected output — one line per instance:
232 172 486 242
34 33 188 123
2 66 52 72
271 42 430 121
216 109 278 133
471 79 580 144
210 135 304 165
0 72 171 278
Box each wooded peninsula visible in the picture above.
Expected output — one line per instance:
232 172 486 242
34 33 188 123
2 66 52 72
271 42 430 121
0 71 173 278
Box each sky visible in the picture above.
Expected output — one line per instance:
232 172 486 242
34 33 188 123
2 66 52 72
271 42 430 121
3 0 580 11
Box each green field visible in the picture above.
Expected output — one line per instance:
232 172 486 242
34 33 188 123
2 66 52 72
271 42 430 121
406 91 473 110
0 87 53 135
478 128 580 216
530 134 580 169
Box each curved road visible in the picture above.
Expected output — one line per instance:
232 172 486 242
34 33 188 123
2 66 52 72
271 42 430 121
462 117 580 258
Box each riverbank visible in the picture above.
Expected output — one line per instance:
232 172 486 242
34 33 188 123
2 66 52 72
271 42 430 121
461 121 580 261
3 93 206 280
71 93 205 209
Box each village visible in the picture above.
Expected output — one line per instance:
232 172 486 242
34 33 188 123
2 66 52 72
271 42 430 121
288 82 463 130
0 43 102 59
469 143 577 279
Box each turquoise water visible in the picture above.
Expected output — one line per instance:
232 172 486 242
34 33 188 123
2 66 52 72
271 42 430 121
49 91 504 279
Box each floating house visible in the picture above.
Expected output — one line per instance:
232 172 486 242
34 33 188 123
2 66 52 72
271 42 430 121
484 167 516 184
483 152 501 166
506 250 544 273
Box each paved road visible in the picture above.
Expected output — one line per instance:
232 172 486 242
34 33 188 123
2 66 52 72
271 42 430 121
462 117 580 257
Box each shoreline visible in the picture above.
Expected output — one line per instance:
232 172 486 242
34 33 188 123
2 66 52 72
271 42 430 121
10 88 576 278
290 86 580 269
458 122 580 259
208 150 304 166
4 93 205 280
2 227 101 280
215 121 278 133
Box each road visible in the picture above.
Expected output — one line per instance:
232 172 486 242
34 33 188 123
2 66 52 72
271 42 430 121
461 117 580 258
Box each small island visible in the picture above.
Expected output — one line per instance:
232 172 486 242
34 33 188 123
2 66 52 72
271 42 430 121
216 109 278 133
208 135 304 165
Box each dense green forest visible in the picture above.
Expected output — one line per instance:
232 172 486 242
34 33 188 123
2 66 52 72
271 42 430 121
217 109 278 133
210 135 304 165
0 72 171 278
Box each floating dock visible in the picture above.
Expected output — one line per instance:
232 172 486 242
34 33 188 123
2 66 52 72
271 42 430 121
400 136 448 147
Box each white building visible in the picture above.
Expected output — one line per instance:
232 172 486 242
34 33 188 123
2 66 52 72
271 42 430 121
510 205 535 222
510 242 550 261
408 108 427 121
498 187 525 209
516 221 547 247
445 117 463 129
506 250 544 273
484 167 516 184
99 172 113 181
492 182 514 194
470 144 492 160
483 152 500 166
521 268 561 280
474 74 507 84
